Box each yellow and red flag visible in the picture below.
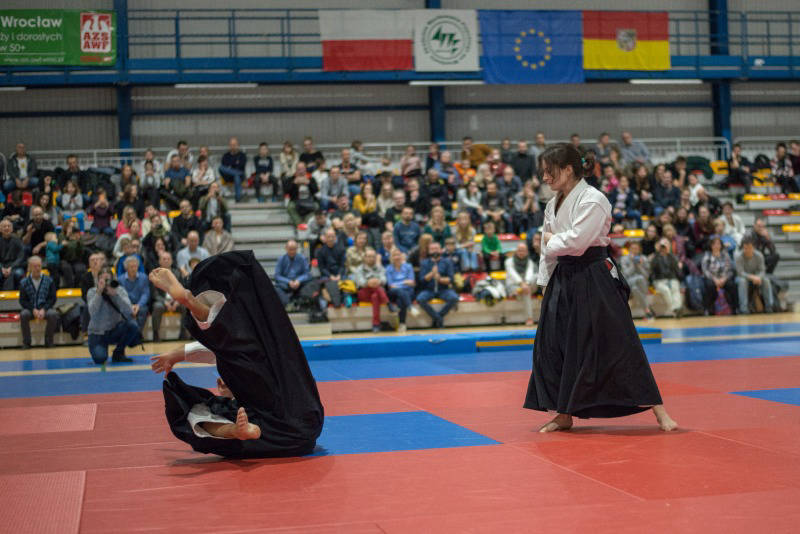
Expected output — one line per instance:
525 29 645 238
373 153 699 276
583 11 670 70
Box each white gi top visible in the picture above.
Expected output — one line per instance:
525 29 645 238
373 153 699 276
180 290 236 439
537 179 612 287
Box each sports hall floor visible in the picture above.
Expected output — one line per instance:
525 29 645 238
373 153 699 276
1 313 800 533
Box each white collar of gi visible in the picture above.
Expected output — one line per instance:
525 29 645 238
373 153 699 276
555 178 588 214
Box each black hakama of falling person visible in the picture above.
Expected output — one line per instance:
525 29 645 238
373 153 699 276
523 246 663 419
162 250 324 458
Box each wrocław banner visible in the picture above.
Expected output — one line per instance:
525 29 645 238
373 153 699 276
0 9 116 66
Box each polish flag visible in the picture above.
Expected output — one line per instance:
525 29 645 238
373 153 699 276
319 10 413 71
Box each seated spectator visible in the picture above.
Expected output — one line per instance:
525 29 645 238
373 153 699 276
299 136 323 173
87 190 115 235
383 189 408 230
423 206 452 247
18 256 59 349
176 231 210 277
690 206 714 261
37 192 59 226
393 206 421 253
345 231 369 276
140 160 162 207
505 242 537 325
725 143 753 192
253 142 278 202
651 237 684 318
41 232 63 288
416 241 460 328
318 166 346 213
4 142 38 194
117 255 149 334
433 151 459 189
599 164 619 193
354 248 389 333
608 176 642 229
528 230 542 264
482 181 510 232
487 148 508 179
287 162 319 227
620 131 651 168
481 220 503 272
279 140 299 192
669 155 689 189
339 148 359 180
218 137 247 202
142 212 179 259
87 266 140 364
314 228 346 312
701 235 738 315
641 224 659 256
60 181 85 230
400 145 422 178
2 190 30 233
199 182 231 233
338 213 360 247
329 194 356 225
312 156 329 190
407 233 433 272
202 216 234 256
461 136 492 169
376 183 395 221
747 217 780 274
713 219 737 257
736 235 774 314
498 166 522 200
653 169 680 215
162 154 191 209
172 199 203 246
630 163 655 216
378 230 394 266
453 211 479 272
511 141 536 182
457 180 484 227
353 182 380 228
721 202 745 246
694 186 722 218
595 133 612 164
406 178 430 222
423 168 449 210
772 142 798 193
0 218 26 290
24 206 55 257
620 241 654 318
274 239 313 308
385 248 417 333
307 210 332 252
149 250 187 342
58 153 91 193
425 142 440 172
511 180 542 235
472 162 494 189
113 164 139 196
443 237 463 274
116 184 146 220
191 154 216 204
165 140 194 172
116 205 141 240
143 236 168 273
662 223 698 276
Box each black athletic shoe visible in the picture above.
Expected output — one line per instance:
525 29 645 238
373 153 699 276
111 352 133 363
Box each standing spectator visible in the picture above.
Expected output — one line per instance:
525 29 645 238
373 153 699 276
176 231 210 277
725 143 753 192
218 137 247 202
481 220 503 272
651 237 684 318
620 132 651 168
607 176 641 229
274 239 312 307
460 136 492 169
701 235 738 315
453 211 479 272
149 251 187 342
482 181 510 232
393 206 421 253
771 142 798 193
4 142 38 194
457 180 484 227
162 155 191 209
299 137 323 172
18 256 59 349
199 182 230 234
400 145 422 178
286 162 319 227
172 199 203 245
314 228 346 312
653 170 681 215
0 218 25 290
253 142 277 202
620 241 654 318
385 247 417 332
23 206 55 256
747 217 780 274
354 248 389 332
318 166 347 212
511 141 536 181
87 266 140 364
423 205 452 247
202 216 234 256
279 140 299 192
736 235 774 314
118 256 149 331
88 190 114 235
416 241 459 328
505 242 537 325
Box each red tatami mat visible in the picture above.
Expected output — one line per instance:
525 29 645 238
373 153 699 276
0 471 85 534
0 404 97 436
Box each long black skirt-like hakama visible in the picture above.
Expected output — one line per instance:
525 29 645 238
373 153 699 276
524 246 662 418
162 250 324 458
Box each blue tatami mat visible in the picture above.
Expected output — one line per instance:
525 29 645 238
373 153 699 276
732 388 800 407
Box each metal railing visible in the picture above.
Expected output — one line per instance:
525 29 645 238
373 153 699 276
27 137 730 173
733 136 800 160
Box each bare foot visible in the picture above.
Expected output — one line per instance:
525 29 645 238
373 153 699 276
149 267 191 305
652 405 678 431
232 407 261 440
217 377 234 399
539 413 573 433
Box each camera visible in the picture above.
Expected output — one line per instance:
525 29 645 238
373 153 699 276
109 279 120 289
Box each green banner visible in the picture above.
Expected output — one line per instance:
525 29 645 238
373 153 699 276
0 9 116 66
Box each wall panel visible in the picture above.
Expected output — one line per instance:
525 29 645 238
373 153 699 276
0 116 118 153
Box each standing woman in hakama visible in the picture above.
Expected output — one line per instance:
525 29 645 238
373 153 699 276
523 144 677 433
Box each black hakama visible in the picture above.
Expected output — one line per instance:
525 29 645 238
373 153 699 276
162 250 324 458
523 246 663 418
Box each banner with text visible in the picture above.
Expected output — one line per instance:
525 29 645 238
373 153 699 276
413 10 479 72
0 9 116 66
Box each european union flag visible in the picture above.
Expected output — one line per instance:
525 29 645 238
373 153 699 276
478 10 584 84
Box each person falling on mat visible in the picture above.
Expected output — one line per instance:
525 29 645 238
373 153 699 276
149 250 324 458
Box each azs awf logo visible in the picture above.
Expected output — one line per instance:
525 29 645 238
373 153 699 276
80 13 112 53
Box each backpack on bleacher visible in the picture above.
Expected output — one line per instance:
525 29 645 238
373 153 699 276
684 274 706 311
753 154 772 170
685 156 713 181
